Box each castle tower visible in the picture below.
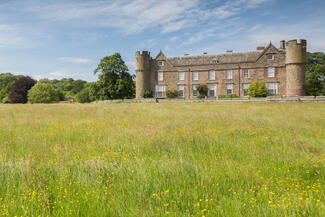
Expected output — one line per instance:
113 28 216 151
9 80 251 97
135 51 151 98
285 39 307 96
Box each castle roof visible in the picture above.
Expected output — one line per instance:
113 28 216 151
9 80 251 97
164 43 283 66
166 50 264 66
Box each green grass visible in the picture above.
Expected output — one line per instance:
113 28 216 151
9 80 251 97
0 102 324 217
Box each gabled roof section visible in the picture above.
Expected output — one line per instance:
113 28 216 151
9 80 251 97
155 50 175 67
155 50 167 60
255 42 282 62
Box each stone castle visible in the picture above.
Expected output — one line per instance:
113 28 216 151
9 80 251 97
135 39 307 99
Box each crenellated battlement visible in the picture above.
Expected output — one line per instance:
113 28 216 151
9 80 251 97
286 39 307 47
136 51 151 57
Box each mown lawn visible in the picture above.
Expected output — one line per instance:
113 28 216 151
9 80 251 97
0 102 324 217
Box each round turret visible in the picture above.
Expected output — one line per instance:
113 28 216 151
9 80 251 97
285 39 307 96
135 51 151 98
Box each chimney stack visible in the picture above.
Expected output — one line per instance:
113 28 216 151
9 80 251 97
280 40 286 49
256 46 265 51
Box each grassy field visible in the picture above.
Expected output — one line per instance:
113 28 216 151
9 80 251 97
0 102 324 217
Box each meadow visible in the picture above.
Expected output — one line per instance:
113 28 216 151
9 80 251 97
0 102 324 217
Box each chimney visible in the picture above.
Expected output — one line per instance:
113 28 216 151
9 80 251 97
280 40 286 49
256 46 265 50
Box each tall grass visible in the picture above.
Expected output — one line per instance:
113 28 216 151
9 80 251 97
0 102 324 217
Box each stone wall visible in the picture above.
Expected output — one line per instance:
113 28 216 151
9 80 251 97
93 96 325 104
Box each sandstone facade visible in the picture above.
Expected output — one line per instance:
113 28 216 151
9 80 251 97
135 39 307 99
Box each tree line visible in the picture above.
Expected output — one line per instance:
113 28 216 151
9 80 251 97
0 53 135 104
0 52 324 103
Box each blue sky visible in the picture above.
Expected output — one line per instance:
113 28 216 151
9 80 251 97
0 0 325 81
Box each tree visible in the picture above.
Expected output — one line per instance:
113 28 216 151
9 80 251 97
71 80 87 94
93 53 135 100
75 88 93 103
197 84 208 99
306 52 325 96
0 73 20 103
9 76 36 103
28 82 64 103
248 81 267 97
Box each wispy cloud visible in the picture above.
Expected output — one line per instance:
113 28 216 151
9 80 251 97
59 57 92 64
35 70 78 80
247 20 325 51
0 23 35 49
21 0 198 34
137 39 156 50
15 0 272 35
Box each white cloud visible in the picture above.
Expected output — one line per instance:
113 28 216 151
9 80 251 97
161 20 189 33
247 22 325 52
247 0 270 8
48 70 67 77
23 0 198 34
137 39 156 50
59 57 92 64
35 70 74 80
0 23 35 49
182 30 215 45
17 0 272 35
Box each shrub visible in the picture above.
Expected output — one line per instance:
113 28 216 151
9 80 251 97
9 76 36 103
218 94 239 98
2 96 10 104
197 84 208 99
75 88 93 103
248 81 267 97
0 73 20 103
166 90 178 98
28 83 64 103
142 89 153 98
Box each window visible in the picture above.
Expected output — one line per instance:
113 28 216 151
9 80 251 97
208 84 216 97
212 58 219 64
243 69 249 78
226 69 233 79
192 85 198 97
243 83 250 96
267 67 275 77
192 71 199 81
209 70 216 80
158 61 164 66
155 85 166 98
226 83 233 95
267 83 278 95
178 71 185 81
266 54 274 60
158 71 163 81
178 85 185 97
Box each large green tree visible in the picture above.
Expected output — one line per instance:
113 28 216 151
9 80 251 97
28 82 64 103
306 52 325 96
0 73 20 103
93 53 135 100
